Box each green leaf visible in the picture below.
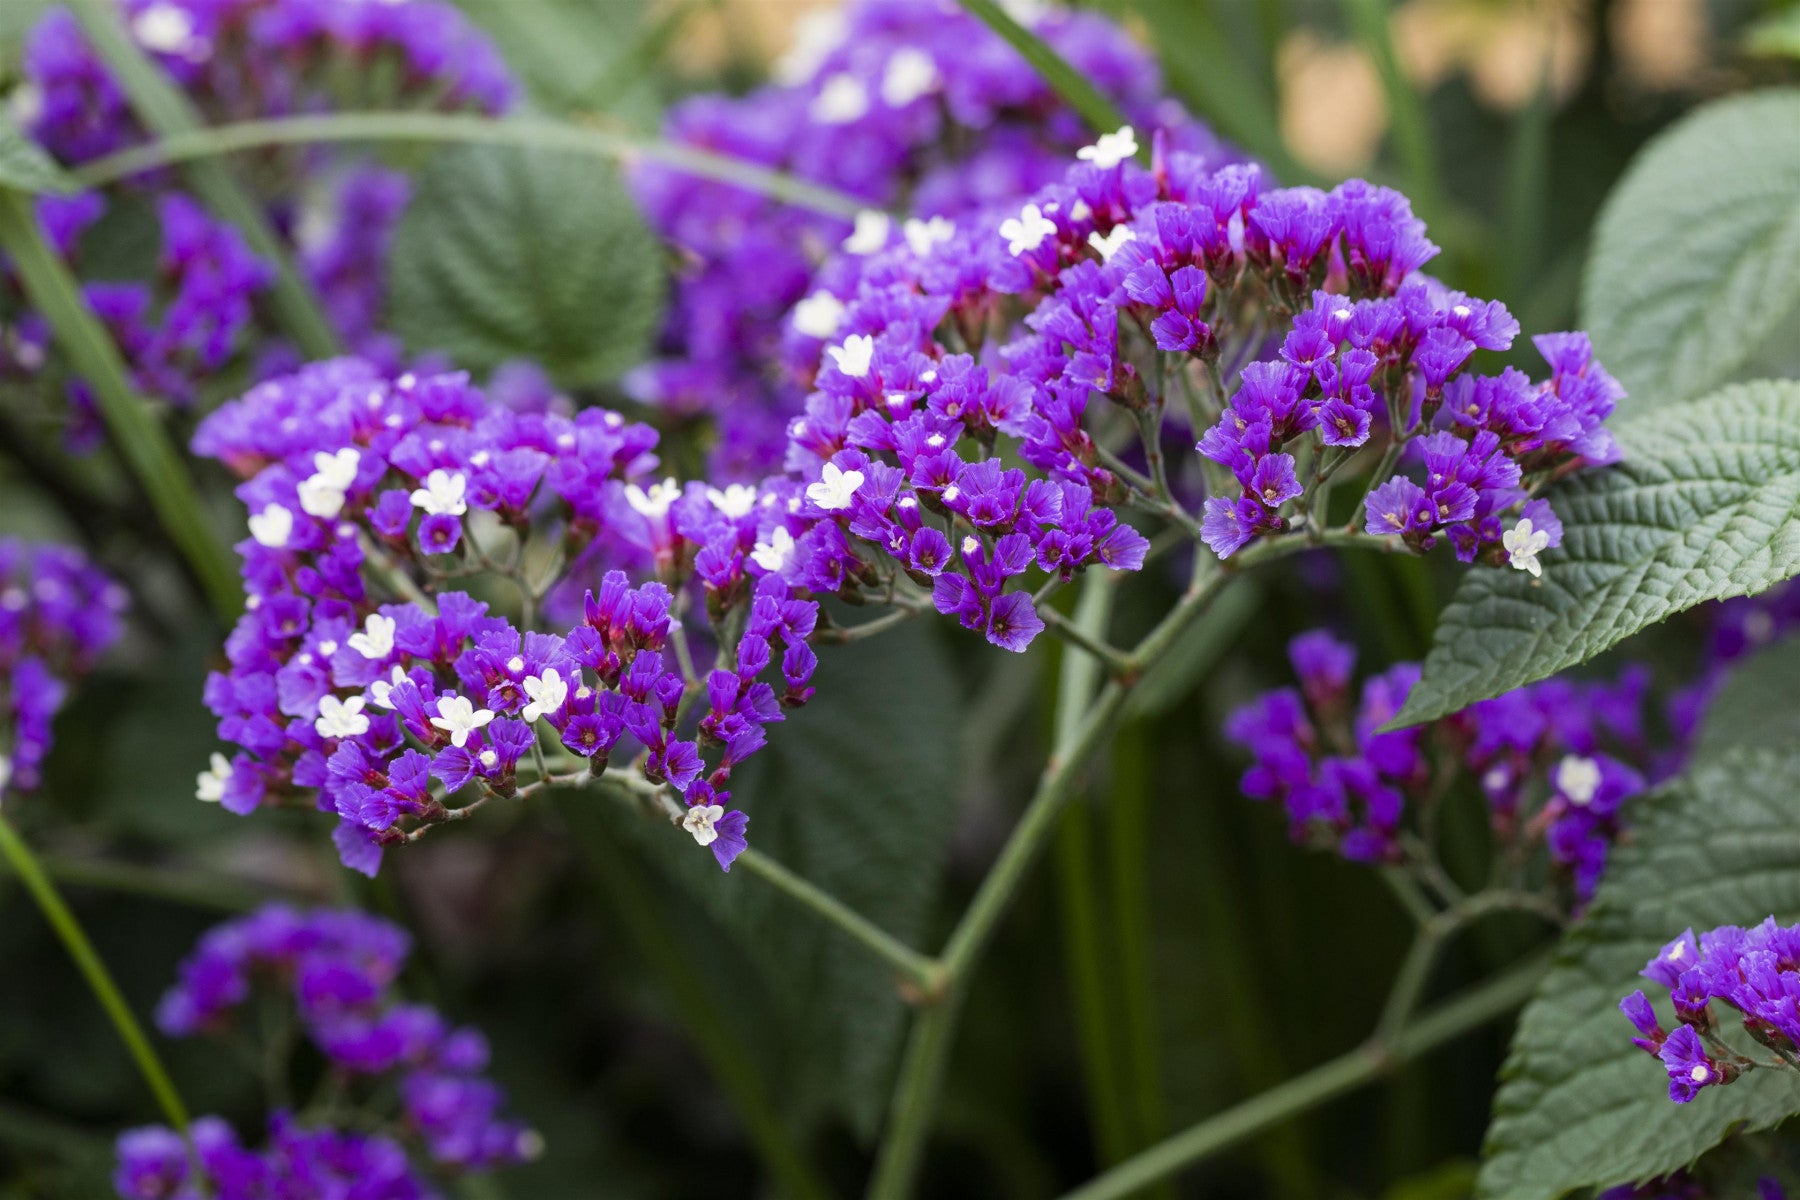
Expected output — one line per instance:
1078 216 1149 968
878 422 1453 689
1581 89 1800 412
593 622 962 1136
959 0 1134 144
1394 379 1800 726
1478 747 1800 1199
1693 634 1800 767
0 118 75 195
388 142 666 387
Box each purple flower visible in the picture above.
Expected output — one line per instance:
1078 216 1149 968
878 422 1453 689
1657 1025 1722 1103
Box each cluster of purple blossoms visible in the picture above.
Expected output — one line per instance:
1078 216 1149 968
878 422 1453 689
0 538 127 801
1187 184 1623 567
191 358 820 874
17 188 273 448
116 904 536 1199
19 0 516 368
25 0 514 167
630 0 1235 478
1623 918 1800 1104
1227 629 1648 904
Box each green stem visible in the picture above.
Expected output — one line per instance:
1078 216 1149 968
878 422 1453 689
1054 954 1550 1200
735 848 943 998
1105 723 1171 1194
957 0 1137 146
1342 0 1443 226
70 112 869 220
66 0 342 359
0 812 194 1137
1050 580 1136 1166
0 189 240 619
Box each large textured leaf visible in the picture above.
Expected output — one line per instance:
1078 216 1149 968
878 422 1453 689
1581 89 1800 412
593 621 961 1136
387 143 665 386
1395 380 1800 726
1479 748 1800 1199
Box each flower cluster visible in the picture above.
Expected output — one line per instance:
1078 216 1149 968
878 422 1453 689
192 358 820 874
1227 629 1648 903
18 0 516 366
25 0 514 167
1624 918 1800 1104
0 538 127 801
1187 192 1623 568
117 904 537 1199
630 0 1235 478
18 189 274 448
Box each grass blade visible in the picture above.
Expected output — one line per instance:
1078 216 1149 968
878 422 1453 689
0 188 240 619
958 0 1135 146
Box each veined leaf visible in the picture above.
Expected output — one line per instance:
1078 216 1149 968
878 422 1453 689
1582 89 1800 412
1395 380 1800 726
1478 747 1800 1198
387 142 666 386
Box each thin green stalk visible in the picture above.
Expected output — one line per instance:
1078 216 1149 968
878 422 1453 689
866 991 965 1199
42 854 272 912
0 189 240 619
735 848 942 997
70 112 869 220
1105 723 1171 1198
580 825 833 1200
0 812 194 1137
957 0 1136 145
66 0 342 359
1342 0 1442 226
1050 580 1136 1167
1499 56 1554 306
1055 802 1136 1167
1055 954 1550 1200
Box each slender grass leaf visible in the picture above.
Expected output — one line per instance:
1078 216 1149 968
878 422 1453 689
1478 747 1800 1199
1394 380 1800 726
388 142 665 385
1581 89 1800 413
959 0 1133 143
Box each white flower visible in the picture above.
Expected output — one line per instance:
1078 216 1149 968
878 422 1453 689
408 469 467 517
903 216 955 257
682 803 727 847
1076 125 1138 169
1555 756 1602 807
1501 517 1551 577
751 527 796 573
791 290 846 339
0 753 12 796
828 334 875 378
247 504 293 549
806 463 865 511
842 210 891 255
881 48 939 106
314 694 370 740
297 479 346 519
348 613 396 660
429 695 495 748
706 484 759 519
1087 226 1136 261
521 668 569 723
311 448 361 491
811 73 869 124
368 665 409 710
625 477 681 520
195 753 232 803
297 448 360 519
774 9 846 84
999 203 1057 256
132 3 199 55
